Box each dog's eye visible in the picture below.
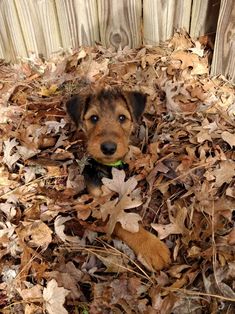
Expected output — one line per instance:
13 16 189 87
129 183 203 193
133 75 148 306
90 115 99 123
118 115 126 123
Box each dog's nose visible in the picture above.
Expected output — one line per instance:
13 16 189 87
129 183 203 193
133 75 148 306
101 142 117 155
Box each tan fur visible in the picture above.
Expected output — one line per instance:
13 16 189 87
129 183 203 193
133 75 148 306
114 223 170 271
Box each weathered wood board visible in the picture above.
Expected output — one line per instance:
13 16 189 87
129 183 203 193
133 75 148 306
98 0 142 49
143 0 192 45
36 0 62 57
211 0 235 81
14 0 46 58
0 0 27 60
55 0 100 48
190 0 221 38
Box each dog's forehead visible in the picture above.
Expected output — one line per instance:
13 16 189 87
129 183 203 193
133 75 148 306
87 89 129 114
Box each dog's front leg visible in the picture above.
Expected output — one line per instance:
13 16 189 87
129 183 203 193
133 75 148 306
114 223 171 271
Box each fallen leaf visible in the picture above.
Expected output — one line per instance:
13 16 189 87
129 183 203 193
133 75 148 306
17 284 42 301
43 279 69 314
18 221 52 249
39 84 58 97
100 193 142 234
152 206 188 239
221 131 235 147
54 216 82 243
3 138 20 168
188 41 204 57
212 161 235 187
102 168 138 198
117 212 141 233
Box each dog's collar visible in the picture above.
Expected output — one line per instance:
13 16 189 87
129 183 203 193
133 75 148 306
88 158 125 168
98 160 124 167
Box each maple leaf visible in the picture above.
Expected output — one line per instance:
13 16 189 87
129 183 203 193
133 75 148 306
3 138 20 168
43 279 70 314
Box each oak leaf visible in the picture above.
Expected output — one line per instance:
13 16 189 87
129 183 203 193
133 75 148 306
102 168 137 197
3 138 20 168
152 206 187 239
212 161 235 187
101 169 142 234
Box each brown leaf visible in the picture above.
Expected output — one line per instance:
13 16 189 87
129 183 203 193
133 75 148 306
102 168 138 197
18 221 52 249
212 161 235 187
54 216 82 243
17 284 42 301
100 193 142 234
221 131 235 148
152 205 188 239
228 228 235 245
3 138 20 168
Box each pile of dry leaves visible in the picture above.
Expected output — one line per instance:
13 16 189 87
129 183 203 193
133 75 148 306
0 31 235 313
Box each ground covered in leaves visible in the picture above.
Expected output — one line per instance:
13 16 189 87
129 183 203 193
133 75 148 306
0 32 235 313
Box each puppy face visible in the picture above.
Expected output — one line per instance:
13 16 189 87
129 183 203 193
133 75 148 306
66 88 146 164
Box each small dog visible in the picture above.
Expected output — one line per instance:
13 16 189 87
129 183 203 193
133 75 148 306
66 87 170 271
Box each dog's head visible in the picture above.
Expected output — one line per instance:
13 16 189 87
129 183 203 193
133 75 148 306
66 88 146 164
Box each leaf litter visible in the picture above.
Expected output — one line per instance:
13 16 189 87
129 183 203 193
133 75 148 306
0 31 235 313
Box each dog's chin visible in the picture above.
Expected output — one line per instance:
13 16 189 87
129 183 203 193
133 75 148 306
92 154 125 165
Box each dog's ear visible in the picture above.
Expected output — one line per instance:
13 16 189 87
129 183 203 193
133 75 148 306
124 91 147 121
66 94 90 127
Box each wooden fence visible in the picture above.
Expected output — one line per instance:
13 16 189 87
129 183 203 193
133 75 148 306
0 0 234 81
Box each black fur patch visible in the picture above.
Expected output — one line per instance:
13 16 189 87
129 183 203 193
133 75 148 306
124 91 147 121
66 95 91 126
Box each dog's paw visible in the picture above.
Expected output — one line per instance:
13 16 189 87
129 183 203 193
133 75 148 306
114 224 170 271
136 231 171 271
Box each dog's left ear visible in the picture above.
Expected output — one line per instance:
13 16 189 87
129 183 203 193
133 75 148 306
124 91 147 121
66 94 91 127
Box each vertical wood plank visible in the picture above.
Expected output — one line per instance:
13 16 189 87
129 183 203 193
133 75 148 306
0 2 14 61
14 0 46 57
0 0 27 60
143 0 192 45
55 0 100 48
211 0 235 82
36 0 62 57
190 0 221 38
98 0 142 49
174 0 192 31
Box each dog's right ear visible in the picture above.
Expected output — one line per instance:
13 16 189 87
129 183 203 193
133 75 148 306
66 94 90 127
